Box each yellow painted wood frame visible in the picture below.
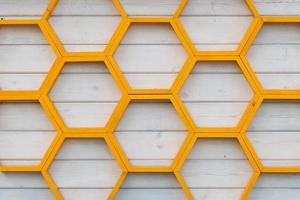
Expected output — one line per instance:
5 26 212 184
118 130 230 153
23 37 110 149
0 0 300 199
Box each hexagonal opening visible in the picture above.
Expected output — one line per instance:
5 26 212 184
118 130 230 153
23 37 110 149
114 23 188 89
248 173 300 200
179 61 253 128
247 23 300 89
247 100 300 167
0 102 56 167
115 173 186 200
180 0 253 51
0 172 53 199
115 100 188 167
49 0 122 52
49 62 122 128
118 0 182 17
49 138 123 200
180 138 254 200
0 25 56 90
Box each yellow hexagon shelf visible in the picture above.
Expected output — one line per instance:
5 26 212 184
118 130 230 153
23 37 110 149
0 0 299 199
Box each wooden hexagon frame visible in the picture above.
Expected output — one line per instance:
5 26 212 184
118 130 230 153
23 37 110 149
0 0 300 199
109 94 194 173
41 133 128 200
174 133 261 200
173 55 261 134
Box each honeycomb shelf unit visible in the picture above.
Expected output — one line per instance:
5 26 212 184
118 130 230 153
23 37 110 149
0 0 300 199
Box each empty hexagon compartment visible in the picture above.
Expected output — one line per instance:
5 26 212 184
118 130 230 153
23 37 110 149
115 173 187 200
49 61 123 129
246 23 300 89
248 173 300 200
0 25 56 90
112 22 188 90
48 0 122 52
118 0 182 17
179 138 257 200
179 0 255 51
0 101 57 167
246 100 300 168
48 138 124 200
179 60 254 129
114 99 189 168
0 172 54 200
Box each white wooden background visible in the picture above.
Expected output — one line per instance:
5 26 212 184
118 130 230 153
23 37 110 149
1 0 300 199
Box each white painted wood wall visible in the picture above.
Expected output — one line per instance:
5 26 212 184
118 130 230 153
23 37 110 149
1 0 300 200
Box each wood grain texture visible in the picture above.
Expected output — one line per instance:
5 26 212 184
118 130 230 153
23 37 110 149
49 139 122 200
247 23 300 89
0 0 300 199
181 139 253 200
180 61 253 127
247 101 300 167
115 173 186 200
